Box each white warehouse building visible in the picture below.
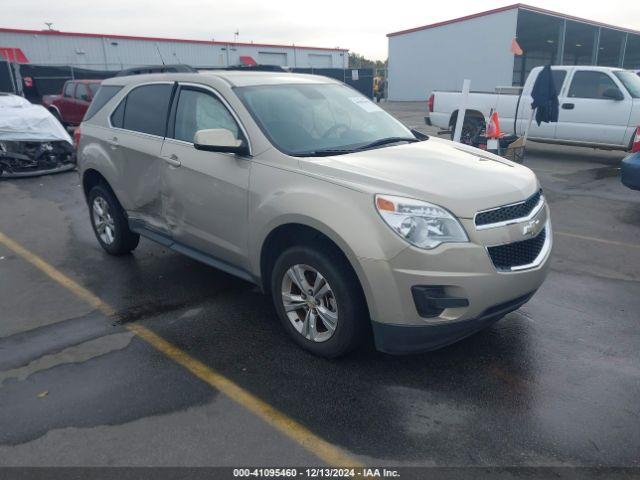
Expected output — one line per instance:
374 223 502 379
0 27 348 70
387 3 640 101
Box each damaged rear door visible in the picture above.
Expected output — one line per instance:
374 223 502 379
109 82 175 236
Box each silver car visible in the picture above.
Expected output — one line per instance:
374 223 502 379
78 71 551 357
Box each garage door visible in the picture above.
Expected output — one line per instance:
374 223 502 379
258 52 288 66
309 54 332 68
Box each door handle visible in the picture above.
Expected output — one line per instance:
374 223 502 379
106 136 118 148
162 153 181 167
561 103 575 110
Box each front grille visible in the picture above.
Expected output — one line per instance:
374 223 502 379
487 227 546 270
475 190 542 227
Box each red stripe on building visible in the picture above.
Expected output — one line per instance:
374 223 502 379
0 47 28 63
0 27 348 52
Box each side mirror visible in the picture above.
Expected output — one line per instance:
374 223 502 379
602 88 624 101
193 128 249 155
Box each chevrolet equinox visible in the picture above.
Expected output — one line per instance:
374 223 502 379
78 71 551 357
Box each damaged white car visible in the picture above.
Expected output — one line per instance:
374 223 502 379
0 94 75 178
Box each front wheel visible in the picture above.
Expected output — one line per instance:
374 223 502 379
270 244 369 358
88 183 139 255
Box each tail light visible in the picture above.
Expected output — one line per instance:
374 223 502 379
427 94 435 113
632 126 640 153
73 127 81 149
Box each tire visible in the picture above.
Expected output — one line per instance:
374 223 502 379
270 243 369 358
450 116 484 145
88 183 139 255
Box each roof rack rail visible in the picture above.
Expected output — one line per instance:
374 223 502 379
115 64 197 77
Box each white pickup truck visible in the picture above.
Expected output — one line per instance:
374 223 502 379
428 66 640 151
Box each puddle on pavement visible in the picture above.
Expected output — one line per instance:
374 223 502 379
113 301 188 325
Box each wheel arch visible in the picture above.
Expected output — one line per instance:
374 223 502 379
257 219 372 318
81 168 121 207
449 109 485 129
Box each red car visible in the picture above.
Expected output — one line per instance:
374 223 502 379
42 80 102 126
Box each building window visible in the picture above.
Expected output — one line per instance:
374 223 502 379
597 29 625 67
563 21 597 65
513 10 563 86
623 34 640 69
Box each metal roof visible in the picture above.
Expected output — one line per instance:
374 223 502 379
387 3 640 38
0 27 348 52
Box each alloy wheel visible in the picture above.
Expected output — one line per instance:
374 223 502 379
92 196 116 245
281 264 338 343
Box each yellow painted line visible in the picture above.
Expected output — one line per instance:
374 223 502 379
127 323 360 466
0 232 116 317
0 230 361 468
555 231 640 250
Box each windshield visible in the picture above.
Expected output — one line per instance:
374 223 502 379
614 71 640 98
235 83 413 155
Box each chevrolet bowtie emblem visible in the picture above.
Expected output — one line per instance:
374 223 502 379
522 219 540 237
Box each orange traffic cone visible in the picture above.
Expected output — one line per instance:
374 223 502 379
486 111 502 139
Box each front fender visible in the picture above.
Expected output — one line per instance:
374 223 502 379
247 162 409 307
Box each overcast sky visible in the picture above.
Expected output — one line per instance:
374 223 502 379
5 0 640 60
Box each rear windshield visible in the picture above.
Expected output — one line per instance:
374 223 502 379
83 85 122 121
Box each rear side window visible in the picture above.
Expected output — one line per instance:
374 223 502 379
110 99 126 128
64 82 74 97
85 85 123 121
568 71 619 99
551 70 567 91
122 84 173 136
75 84 90 102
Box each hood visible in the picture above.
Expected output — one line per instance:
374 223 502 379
299 137 538 219
0 99 72 144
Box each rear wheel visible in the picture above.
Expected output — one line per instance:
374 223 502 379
450 116 484 145
270 244 369 358
88 183 139 255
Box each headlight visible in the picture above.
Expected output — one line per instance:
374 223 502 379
375 194 468 249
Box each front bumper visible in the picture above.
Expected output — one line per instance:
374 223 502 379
372 291 535 354
621 152 640 191
357 205 551 354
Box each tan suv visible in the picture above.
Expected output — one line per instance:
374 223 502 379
78 71 551 357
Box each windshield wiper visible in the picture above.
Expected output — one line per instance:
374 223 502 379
353 136 421 152
295 148 357 157
295 135 426 157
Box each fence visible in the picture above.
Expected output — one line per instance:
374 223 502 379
1 63 378 102
291 67 375 98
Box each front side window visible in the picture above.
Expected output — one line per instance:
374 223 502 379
568 71 620 99
173 88 240 143
236 83 411 155
122 84 173 136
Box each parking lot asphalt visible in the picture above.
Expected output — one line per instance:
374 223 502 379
0 101 639 468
